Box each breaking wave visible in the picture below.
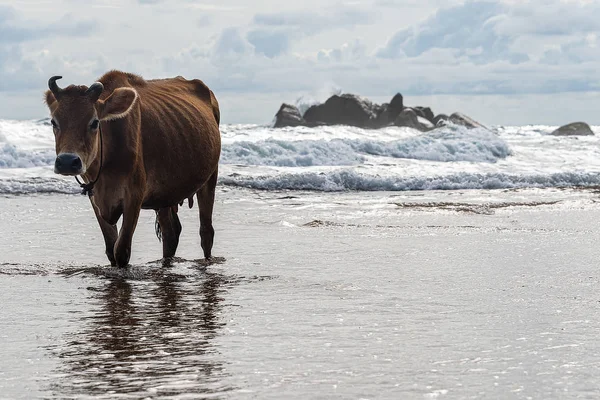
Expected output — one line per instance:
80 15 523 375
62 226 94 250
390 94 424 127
220 127 511 166
220 170 600 192
3 169 600 195
0 118 599 194
0 144 55 168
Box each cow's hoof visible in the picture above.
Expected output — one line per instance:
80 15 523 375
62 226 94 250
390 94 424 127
115 249 131 268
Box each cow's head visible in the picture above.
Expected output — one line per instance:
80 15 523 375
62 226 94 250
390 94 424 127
44 76 138 176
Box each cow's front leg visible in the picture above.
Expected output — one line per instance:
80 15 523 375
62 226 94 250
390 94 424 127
114 199 142 268
91 200 118 266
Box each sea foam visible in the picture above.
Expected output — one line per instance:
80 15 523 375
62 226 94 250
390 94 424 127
221 127 510 167
0 118 599 194
219 169 600 192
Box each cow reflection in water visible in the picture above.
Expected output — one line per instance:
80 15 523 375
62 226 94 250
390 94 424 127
50 260 236 398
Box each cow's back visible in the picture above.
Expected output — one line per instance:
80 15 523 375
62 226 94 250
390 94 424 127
134 76 221 209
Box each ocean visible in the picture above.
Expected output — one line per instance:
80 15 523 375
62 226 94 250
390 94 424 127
1 118 599 194
4 118 600 399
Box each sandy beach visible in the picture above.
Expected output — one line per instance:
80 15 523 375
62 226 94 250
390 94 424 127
1 187 600 399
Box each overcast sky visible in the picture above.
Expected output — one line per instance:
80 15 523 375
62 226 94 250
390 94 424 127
1 0 599 125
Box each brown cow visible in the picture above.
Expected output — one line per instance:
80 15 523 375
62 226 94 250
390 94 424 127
44 70 221 267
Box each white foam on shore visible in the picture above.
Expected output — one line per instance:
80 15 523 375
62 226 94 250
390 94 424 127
0 176 78 195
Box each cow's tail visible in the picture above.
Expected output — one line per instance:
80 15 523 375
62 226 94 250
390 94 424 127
155 211 162 242
154 201 192 242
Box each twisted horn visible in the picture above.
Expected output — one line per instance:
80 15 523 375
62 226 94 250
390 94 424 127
48 76 63 98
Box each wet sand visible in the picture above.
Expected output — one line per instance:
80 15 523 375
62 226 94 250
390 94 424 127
2 187 600 399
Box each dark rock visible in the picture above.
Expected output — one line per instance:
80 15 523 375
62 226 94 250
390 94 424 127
550 122 594 136
394 108 432 132
389 93 404 111
449 112 486 129
373 103 394 128
373 93 406 128
394 108 419 129
414 107 435 123
303 94 379 128
417 116 434 130
433 114 449 126
274 103 305 128
302 104 326 125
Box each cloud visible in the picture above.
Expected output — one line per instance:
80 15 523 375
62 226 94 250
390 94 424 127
152 0 600 107
375 0 460 7
0 5 47 44
376 1 526 63
0 5 101 93
493 1 600 36
246 29 290 58
212 27 254 59
376 0 600 66
4 0 600 125
252 6 374 36
0 5 98 45
0 46 41 91
541 34 600 65
0 5 15 20
197 14 212 26
317 40 367 63
241 5 375 59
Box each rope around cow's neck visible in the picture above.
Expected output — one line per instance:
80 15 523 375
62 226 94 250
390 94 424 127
75 124 103 198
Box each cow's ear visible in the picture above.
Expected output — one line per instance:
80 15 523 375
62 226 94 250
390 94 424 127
97 88 138 121
44 90 58 112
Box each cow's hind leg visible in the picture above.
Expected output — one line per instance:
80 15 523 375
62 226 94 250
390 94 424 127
91 200 118 266
197 168 218 259
157 206 182 259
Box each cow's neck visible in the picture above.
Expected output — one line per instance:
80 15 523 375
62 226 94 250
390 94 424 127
77 124 104 197
79 116 141 197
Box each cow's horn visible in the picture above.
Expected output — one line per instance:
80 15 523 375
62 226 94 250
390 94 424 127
48 76 63 98
86 82 104 100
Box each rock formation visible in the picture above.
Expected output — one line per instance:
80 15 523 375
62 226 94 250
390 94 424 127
273 93 485 132
273 103 306 128
303 94 380 128
550 122 594 136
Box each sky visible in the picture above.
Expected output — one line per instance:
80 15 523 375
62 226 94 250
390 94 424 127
1 0 600 126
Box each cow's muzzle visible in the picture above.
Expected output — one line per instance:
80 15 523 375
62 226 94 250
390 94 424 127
54 153 83 176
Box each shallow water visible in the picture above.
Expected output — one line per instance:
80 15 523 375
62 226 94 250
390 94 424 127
2 188 600 399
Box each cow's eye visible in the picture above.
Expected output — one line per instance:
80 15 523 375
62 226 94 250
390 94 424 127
51 119 57 128
90 119 99 130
